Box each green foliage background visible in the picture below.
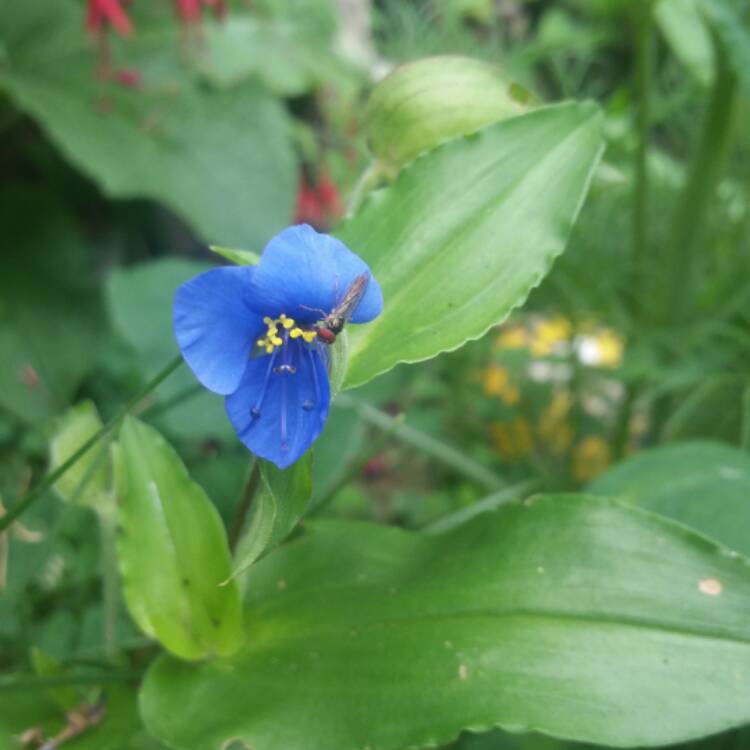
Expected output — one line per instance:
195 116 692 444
1 1 749 749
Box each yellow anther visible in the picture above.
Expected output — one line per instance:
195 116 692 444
271 335 282 346
281 317 295 329
265 344 274 354
302 330 317 343
290 328 302 339
263 316 274 326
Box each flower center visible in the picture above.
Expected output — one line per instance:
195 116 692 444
256 314 317 354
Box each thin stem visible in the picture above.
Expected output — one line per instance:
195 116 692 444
97 501 120 663
228 460 260 551
632 1 653 319
663 42 738 323
0 670 141 692
308 414 405 516
0 355 183 533
346 161 385 217
335 395 506 491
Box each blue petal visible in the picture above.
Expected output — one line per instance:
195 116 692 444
225 339 330 469
173 266 261 396
247 224 383 326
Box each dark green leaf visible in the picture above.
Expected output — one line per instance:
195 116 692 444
0 0 295 247
0 189 104 423
588 440 750 556
142 494 750 749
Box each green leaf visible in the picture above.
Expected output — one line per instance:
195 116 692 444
209 246 261 266
0 189 104 423
113 417 242 660
587 440 750 556
0 0 295 247
231 455 312 584
142 494 750 749
49 401 110 508
702 0 750 95
655 0 715 86
106 259 234 441
338 102 604 389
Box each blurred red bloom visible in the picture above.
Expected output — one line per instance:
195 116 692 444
174 0 226 24
293 171 343 231
86 0 134 37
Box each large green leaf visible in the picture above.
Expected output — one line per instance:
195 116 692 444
338 102 604 388
0 0 295 247
141 494 750 749
113 417 242 660
231 455 312 585
588 440 750 556
0 189 104 424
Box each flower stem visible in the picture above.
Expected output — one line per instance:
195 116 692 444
0 355 184 533
662 43 738 323
335 395 506 490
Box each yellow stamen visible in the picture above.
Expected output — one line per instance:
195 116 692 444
255 315 316 355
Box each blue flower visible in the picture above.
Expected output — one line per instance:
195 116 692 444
173 224 383 469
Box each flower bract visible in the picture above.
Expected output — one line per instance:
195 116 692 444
173 224 383 469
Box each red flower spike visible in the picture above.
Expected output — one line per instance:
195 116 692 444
175 0 226 24
86 0 134 37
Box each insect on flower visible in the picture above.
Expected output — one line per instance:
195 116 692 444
173 225 382 469
313 272 371 345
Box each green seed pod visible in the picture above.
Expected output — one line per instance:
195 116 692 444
365 56 530 172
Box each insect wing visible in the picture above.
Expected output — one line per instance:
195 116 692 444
332 272 370 323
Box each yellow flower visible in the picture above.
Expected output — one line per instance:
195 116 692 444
537 391 574 456
530 315 573 357
576 327 624 368
572 436 611 481
481 364 520 405
495 324 528 350
490 418 533 460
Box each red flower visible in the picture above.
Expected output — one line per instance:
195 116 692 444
293 171 343 231
174 0 226 25
86 0 134 37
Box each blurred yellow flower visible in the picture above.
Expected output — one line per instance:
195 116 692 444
537 391 574 456
576 327 624 368
490 418 533 460
495 324 527 350
572 436 611 481
482 364 520 405
530 315 573 357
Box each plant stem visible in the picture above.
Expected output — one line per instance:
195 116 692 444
420 480 540 534
663 43 738 323
97 501 120 663
632 1 653 318
742 385 750 454
0 355 183 533
308 413 405 516
335 395 506 490
228 460 260 551
0 671 141 692
346 161 385 217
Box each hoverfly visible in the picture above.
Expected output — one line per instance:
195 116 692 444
314 271 370 345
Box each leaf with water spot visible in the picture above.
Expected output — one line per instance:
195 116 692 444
141 494 750 749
